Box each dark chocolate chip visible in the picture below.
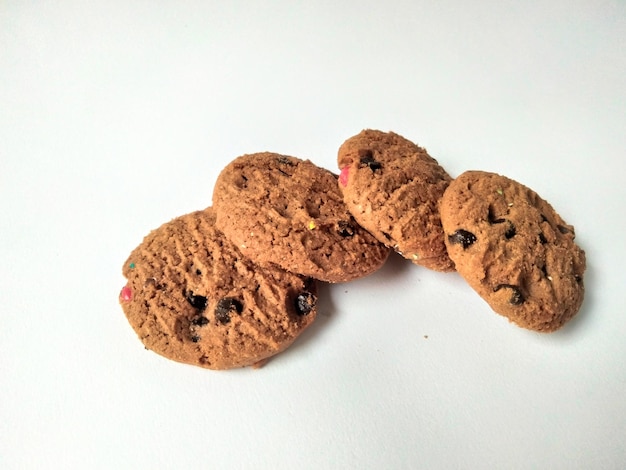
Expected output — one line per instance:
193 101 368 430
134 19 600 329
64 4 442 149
195 269 202 276
557 224 573 235
380 231 392 242
191 316 209 327
448 229 477 249
337 220 355 237
190 335 200 343
539 232 547 244
186 292 208 312
215 297 243 325
541 214 549 223
487 209 515 238
488 207 505 224
505 223 516 239
493 284 525 305
295 292 316 316
540 264 548 278
276 155 295 165
358 150 382 171
574 274 583 284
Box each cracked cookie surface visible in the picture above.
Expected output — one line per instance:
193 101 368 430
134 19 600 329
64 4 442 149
440 171 586 332
337 130 454 272
119 208 317 369
212 152 390 283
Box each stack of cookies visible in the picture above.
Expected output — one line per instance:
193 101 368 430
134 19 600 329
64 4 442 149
119 130 586 370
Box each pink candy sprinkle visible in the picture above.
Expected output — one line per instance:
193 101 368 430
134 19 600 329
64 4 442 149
120 286 132 302
339 166 349 187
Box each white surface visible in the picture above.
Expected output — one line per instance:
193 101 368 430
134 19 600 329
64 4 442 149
2 1 625 469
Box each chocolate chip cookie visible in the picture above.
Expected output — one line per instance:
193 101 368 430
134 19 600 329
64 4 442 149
440 171 586 332
119 208 317 369
212 152 390 283
337 129 454 272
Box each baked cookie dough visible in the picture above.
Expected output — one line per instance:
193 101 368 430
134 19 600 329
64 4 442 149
119 208 317 369
440 171 586 332
337 129 454 272
212 152 390 283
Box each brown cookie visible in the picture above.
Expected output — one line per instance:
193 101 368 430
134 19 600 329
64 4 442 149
119 208 317 370
212 152 390 283
440 171 586 332
337 129 454 272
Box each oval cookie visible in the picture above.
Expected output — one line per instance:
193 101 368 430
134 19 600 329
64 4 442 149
337 129 454 272
119 208 317 369
440 171 586 332
212 152 390 283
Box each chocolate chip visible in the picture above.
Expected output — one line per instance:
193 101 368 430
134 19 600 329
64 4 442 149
488 207 505 224
380 231 392 242
493 284 525 305
448 229 477 249
337 220 355 237
191 316 209 326
186 292 208 312
487 209 515 238
505 223 516 239
557 224 572 234
359 150 382 171
541 214 549 223
574 274 583 284
277 155 294 165
540 264 548 278
215 297 243 325
295 292 316 316
190 335 200 343
196 269 202 276
539 232 547 244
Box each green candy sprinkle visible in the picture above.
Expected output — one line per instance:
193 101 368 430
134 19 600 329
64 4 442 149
129 262 136 269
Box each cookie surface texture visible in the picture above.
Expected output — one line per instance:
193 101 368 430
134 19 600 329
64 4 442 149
212 152 390 283
119 209 317 370
337 129 454 272
440 171 586 332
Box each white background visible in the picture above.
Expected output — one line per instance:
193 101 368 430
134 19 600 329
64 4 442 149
2 1 625 469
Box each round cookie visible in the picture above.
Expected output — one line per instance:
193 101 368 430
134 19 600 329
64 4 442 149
119 208 317 370
439 171 586 332
337 129 454 272
212 152 390 283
